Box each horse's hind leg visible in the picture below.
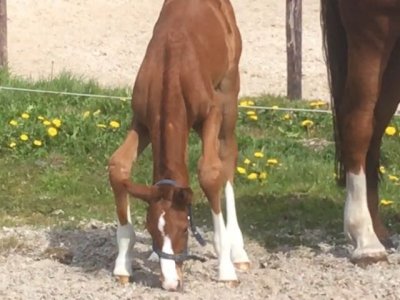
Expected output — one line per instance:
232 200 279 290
340 24 395 264
108 123 149 283
367 40 400 248
197 106 238 283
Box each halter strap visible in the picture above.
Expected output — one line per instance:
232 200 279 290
151 178 206 262
154 179 179 187
188 204 206 246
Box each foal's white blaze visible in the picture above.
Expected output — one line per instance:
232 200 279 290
212 210 237 281
158 212 180 290
344 170 385 258
114 204 135 277
225 182 250 264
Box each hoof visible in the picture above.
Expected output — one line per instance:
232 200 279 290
234 262 251 271
351 251 388 267
116 275 130 284
221 280 240 288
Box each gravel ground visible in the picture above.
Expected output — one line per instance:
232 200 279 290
1 222 400 299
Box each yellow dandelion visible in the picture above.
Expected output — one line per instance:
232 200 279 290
247 173 258 180
109 120 120 129
21 113 30 119
246 110 256 116
254 151 264 158
385 126 396 136
9 120 18 126
283 114 291 120
47 127 58 137
309 100 326 108
272 105 279 110
259 172 267 180
249 115 258 121
83 111 91 118
33 140 43 147
267 158 279 165
52 118 62 128
236 167 246 174
37 116 45 121
9 142 16 148
379 166 386 174
97 123 107 128
20 134 29 141
93 109 101 116
388 175 399 182
244 158 251 165
380 199 394 206
43 120 51 126
301 119 314 127
239 100 255 107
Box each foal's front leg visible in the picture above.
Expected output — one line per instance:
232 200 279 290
197 107 238 282
220 136 250 271
108 125 149 283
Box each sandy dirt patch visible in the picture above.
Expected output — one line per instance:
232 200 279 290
7 0 329 100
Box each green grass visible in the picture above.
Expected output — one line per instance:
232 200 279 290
1 69 400 248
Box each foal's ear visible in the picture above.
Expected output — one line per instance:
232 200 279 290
173 187 193 208
122 179 158 203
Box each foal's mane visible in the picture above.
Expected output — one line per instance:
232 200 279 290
158 30 189 179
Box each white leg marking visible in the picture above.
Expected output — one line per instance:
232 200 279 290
344 170 385 260
158 212 179 290
212 211 237 281
114 204 135 277
225 182 250 264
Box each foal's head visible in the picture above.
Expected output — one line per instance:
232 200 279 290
124 180 192 290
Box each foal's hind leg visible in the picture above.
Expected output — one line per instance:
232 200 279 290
197 106 238 282
108 124 149 283
366 41 400 248
340 30 395 264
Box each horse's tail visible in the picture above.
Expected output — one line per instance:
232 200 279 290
321 0 347 186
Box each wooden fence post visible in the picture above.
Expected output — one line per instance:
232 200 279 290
0 0 7 68
286 0 302 100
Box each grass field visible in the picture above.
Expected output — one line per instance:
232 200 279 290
1 69 400 248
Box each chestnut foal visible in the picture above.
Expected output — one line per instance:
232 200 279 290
108 0 250 291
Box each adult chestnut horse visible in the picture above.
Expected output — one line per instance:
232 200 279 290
321 0 400 264
108 0 250 291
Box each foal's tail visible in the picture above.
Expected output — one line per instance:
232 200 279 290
321 0 347 185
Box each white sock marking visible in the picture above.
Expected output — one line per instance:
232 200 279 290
212 211 237 281
225 181 249 264
344 170 385 257
114 204 135 277
158 212 179 290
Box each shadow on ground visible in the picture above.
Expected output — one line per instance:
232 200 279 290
192 193 346 250
46 224 161 288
